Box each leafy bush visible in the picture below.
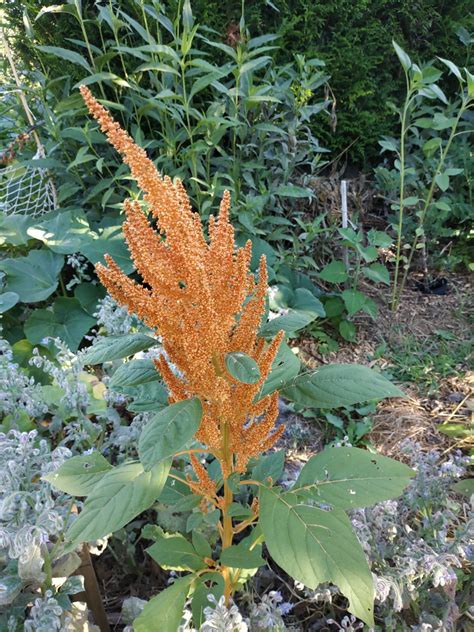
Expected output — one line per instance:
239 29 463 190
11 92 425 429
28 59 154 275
7 0 471 168
374 42 474 306
180 0 473 167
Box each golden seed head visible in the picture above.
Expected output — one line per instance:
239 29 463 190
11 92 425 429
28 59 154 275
81 86 283 475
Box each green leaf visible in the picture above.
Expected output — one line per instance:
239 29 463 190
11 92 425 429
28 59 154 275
465 68 474 98
126 381 169 412
82 333 156 364
138 399 202 470
293 447 414 509
135 62 179 75
318 261 348 284
25 297 95 351
225 352 261 384
259 310 316 337
37 45 91 71
361 297 378 320
422 138 442 157
134 576 193 632
435 173 450 191
192 573 224 629
220 542 265 569
74 283 105 316
281 364 405 408
189 71 227 99
0 214 35 246
226 502 254 519
0 292 19 313
402 196 420 206
367 230 393 248
192 531 212 559
27 211 90 254
147 534 206 571
438 57 463 81
362 263 390 286
341 289 367 316
438 423 472 439
0 249 64 302
110 359 159 389
339 320 356 342
252 450 286 484
43 453 112 496
79 225 134 274
271 287 325 318
392 40 411 71
72 72 121 89
259 486 375 625
274 184 313 198
66 460 171 544
436 199 450 213
451 479 474 497
257 342 301 399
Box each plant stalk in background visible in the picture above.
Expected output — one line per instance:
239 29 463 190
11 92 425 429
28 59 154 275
390 41 474 310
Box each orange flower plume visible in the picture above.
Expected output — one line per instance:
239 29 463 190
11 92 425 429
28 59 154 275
80 86 284 475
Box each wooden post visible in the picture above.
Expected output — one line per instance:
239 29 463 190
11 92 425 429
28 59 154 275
75 545 111 632
341 179 349 270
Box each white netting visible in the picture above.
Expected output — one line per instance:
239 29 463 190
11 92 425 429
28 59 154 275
0 149 57 217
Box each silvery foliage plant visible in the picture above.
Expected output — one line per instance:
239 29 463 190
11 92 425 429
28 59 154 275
0 338 46 420
0 430 84 630
351 440 472 629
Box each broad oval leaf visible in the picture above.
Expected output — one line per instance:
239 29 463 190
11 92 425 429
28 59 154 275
318 260 348 284
125 381 169 412
274 184 313 198
27 210 90 254
259 486 374 625
147 534 206 571
82 333 156 364
341 289 368 316
259 310 315 338
225 352 261 384
25 297 96 351
0 250 64 303
78 225 134 274
66 460 171 544
0 292 19 314
134 576 193 632
110 359 159 389
362 263 390 286
138 398 202 470
281 364 404 408
293 447 414 509
220 542 265 569
43 453 113 496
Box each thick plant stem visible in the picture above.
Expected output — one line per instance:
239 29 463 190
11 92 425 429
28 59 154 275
221 477 234 604
220 422 235 605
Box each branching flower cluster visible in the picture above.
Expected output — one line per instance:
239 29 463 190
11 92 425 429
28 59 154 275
80 85 285 478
